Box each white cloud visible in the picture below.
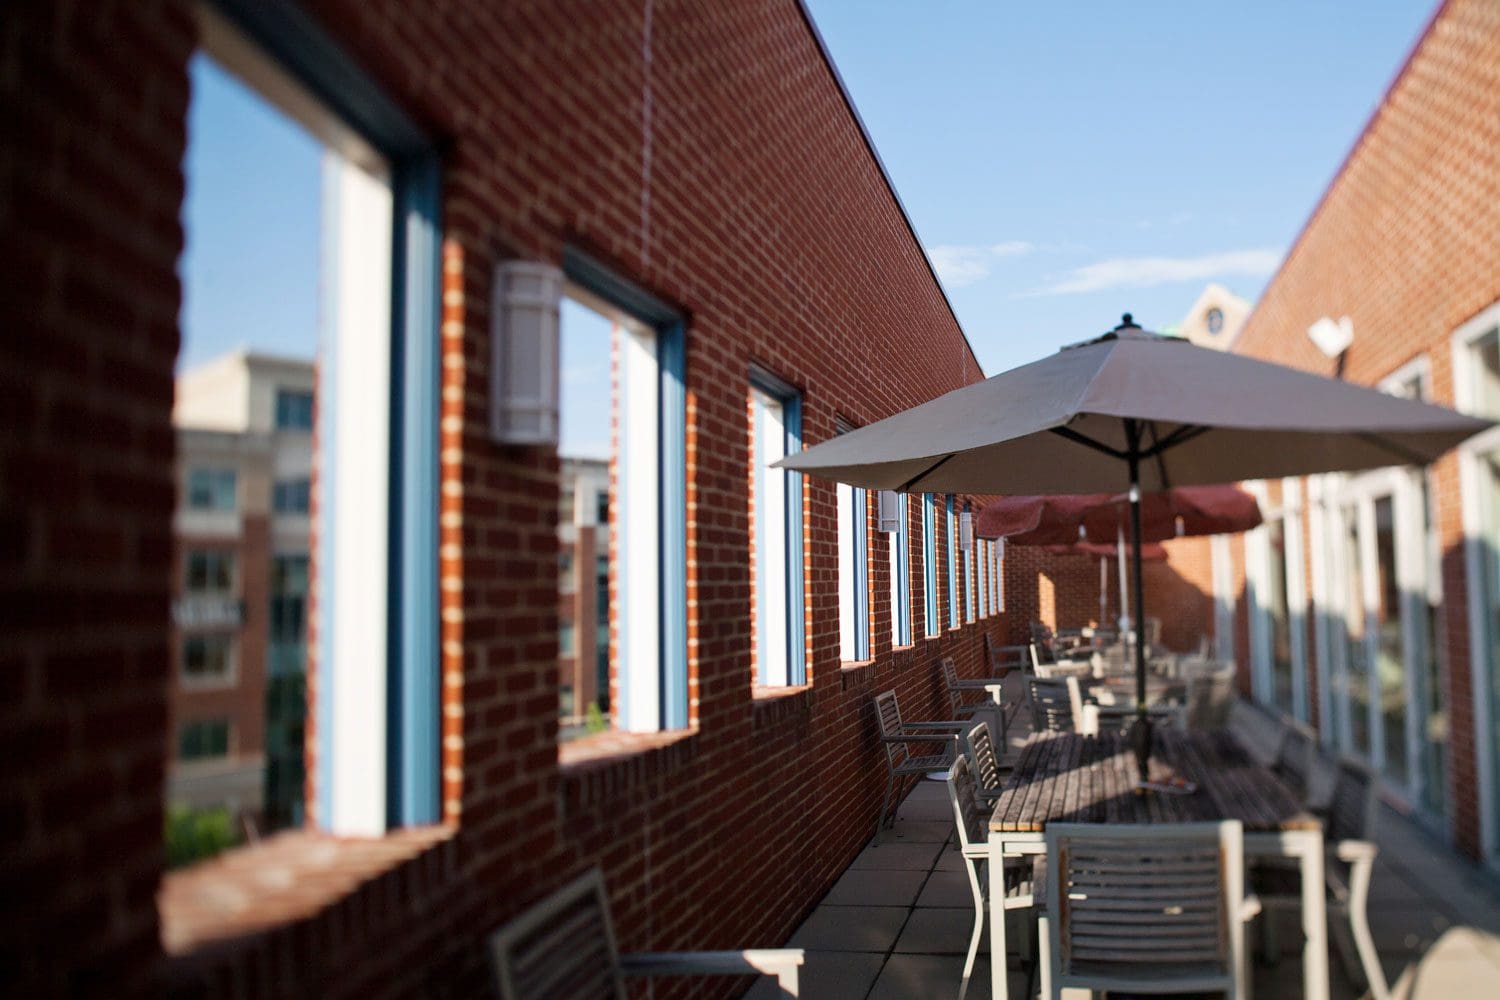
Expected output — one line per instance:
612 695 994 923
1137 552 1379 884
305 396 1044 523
927 240 1033 288
1021 248 1282 297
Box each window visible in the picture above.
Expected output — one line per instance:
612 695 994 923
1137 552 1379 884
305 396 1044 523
560 621 577 657
178 718 231 761
888 493 912 646
1247 479 1306 721
185 550 234 595
559 550 576 594
992 539 1004 613
977 537 988 619
923 493 939 637
749 372 805 686
183 634 234 684
838 479 871 662
275 387 315 430
273 476 311 514
963 508 976 624
175 7 443 841
187 467 237 512
946 495 959 629
557 254 687 737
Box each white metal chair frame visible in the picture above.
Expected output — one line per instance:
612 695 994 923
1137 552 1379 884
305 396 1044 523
489 867 804 998
941 655 1013 748
1038 821 1260 1000
1255 756 1391 1000
947 751 1038 1000
873 689 970 836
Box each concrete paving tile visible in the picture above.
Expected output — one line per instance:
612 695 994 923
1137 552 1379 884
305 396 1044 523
743 950 885 1000
848 841 945 871
894 906 986 955
788 904 908 953
916 868 974 908
883 818 954 844
821 867 928 907
867 953 1025 1000
934 845 966 872
894 797 952 823
1366 904 1455 955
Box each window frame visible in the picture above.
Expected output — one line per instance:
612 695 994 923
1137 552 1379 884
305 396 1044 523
888 492 912 647
181 632 237 687
202 0 443 831
946 494 959 630
187 466 238 512
749 368 806 686
923 493 939 638
562 249 689 732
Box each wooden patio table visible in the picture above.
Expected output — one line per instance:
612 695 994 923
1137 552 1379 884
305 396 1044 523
987 728 1328 1000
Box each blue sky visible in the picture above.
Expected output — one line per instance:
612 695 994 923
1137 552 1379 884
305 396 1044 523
805 0 1435 374
180 2 1437 443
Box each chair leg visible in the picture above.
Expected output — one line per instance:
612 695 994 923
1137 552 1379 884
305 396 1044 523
1036 911 1055 999
1260 908 1279 965
959 899 983 1000
1348 904 1391 1000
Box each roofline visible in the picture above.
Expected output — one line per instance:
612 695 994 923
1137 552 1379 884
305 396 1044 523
1245 0 1451 328
793 0 985 382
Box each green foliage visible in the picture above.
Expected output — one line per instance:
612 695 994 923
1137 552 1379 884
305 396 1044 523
585 702 608 734
165 804 239 869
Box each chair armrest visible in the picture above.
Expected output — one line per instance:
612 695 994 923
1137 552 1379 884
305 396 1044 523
902 720 970 731
880 732 956 744
1334 839 1378 864
951 678 1009 690
620 948 804 980
1239 894 1262 922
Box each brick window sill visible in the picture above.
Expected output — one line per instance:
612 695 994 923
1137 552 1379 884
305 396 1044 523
752 683 813 730
558 727 698 810
159 825 455 959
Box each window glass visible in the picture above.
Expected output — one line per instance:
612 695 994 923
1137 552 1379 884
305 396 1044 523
183 634 234 682
186 550 234 594
888 493 911 646
275 388 315 430
273 477 310 514
1473 329 1500 419
187 468 237 511
178 718 231 760
838 481 870 661
923 493 939 637
750 381 803 684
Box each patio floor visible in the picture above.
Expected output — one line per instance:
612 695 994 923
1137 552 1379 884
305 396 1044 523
751 695 1500 999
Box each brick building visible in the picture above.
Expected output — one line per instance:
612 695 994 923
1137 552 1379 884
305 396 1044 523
0 1 1094 996
169 352 314 835
1166 0 1500 864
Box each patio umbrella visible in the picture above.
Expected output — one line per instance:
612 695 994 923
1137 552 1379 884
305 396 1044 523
975 493 1113 545
777 314 1489 767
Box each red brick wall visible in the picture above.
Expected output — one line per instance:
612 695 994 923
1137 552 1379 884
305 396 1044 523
1221 0 1500 858
0 0 193 993
0 0 1050 996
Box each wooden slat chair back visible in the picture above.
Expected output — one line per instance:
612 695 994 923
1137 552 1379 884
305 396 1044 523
1227 698 1287 767
964 720 1006 803
490 868 804 998
1185 665 1236 731
491 868 624 999
1042 821 1253 999
941 657 974 718
1326 755 1378 845
876 689 910 768
1029 677 1076 733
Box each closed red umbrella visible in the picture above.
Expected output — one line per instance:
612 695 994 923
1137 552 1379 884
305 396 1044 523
1080 484 1262 544
975 492 1112 545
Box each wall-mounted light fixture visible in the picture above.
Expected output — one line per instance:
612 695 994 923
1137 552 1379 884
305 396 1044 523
876 490 902 533
490 260 564 445
1307 315 1353 359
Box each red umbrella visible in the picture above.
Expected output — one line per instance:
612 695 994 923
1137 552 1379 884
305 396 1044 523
975 493 1113 545
1043 541 1168 560
1080 484 1262 544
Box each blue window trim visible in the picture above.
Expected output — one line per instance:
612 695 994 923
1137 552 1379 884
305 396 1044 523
946 495 958 629
923 493 939 637
750 367 806 686
206 0 442 828
892 494 912 646
852 486 870 661
563 250 689 730
964 505 975 622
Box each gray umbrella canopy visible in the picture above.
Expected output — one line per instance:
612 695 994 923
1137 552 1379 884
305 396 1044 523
776 321 1489 495
777 315 1489 749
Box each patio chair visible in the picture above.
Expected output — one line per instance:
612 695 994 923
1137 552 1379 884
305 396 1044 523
489 867 803 998
1184 663 1236 730
1037 820 1260 999
1252 756 1390 1000
962 719 1012 805
873 689 970 836
1028 676 1097 735
1227 698 1288 767
941 656 1012 748
1273 717 1332 811
1030 642 1091 680
984 632 1029 677
947 750 1040 1000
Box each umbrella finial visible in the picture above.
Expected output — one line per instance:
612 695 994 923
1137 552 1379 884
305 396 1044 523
1116 312 1137 330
